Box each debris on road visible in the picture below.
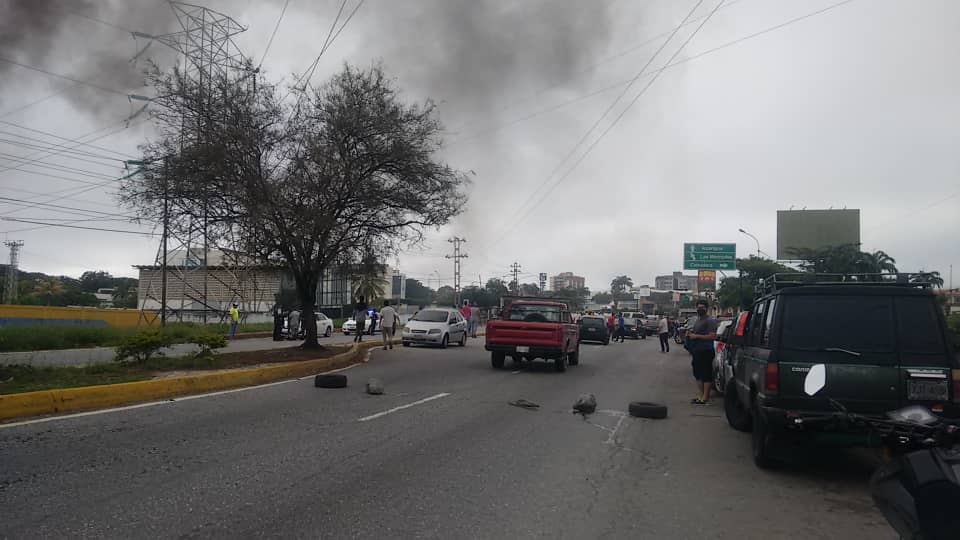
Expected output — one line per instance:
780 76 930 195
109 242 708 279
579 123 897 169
508 399 540 410
314 373 348 388
366 378 384 395
628 401 667 419
573 393 597 415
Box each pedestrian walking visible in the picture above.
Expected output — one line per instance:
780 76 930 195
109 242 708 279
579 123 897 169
686 300 719 405
353 297 367 343
379 299 397 350
606 312 617 343
369 309 379 335
616 312 626 342
228 302 240 339
468 302 479 337
287 308 301 341
272 306 284 341
657 315 670 353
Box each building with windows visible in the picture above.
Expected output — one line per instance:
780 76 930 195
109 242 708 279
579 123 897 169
550 272 586 292
654 272 698 292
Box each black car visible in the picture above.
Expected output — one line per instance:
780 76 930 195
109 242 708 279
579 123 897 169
578 316 610 345
724 273 960 468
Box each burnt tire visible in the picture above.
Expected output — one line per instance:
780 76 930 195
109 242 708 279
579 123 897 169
628 401 668 419
314 374 347 388
491 351 506 369
724 379 752 432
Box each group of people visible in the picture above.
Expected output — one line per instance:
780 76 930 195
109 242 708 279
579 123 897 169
272 306 303 341
458 300 481 338
352 296 399 350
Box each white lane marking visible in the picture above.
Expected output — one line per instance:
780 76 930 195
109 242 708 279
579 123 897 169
0 363 362 430
511 370 521 374
357 393 451 422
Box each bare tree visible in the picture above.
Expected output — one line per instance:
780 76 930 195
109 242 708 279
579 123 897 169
122 62 468 347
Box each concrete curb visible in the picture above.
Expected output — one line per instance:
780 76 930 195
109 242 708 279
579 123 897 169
0 341 387 423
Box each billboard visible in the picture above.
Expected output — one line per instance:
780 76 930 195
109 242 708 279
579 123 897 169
777 209 860 260
697 269 716 291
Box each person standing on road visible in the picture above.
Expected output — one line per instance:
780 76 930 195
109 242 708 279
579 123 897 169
459 300 471 324
615 312 626 342
288 307 301 341
658 315 670 353
379 299 397 350
272 306 284 341
606 312 616 343
353 297 367 343
228 303 240 339
369 309 378 335
686 300 719 404
468 302 479 338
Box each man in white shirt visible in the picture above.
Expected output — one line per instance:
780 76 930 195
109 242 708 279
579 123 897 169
379 299 398 350
657 315 670 353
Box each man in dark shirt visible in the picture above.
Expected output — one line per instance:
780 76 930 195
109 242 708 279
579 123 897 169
686 299 719 404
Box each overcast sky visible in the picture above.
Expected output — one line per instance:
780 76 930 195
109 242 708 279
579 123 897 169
1 0 957 293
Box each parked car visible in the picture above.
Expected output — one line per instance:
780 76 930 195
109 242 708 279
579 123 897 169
283 312 335 339
578 315 610 345
724 273 960 468
712 315 748 394
401 307 468 348
341 315 373 336
485 298 580 371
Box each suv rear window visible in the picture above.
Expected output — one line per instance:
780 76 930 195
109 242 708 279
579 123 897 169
896 296 944 354
781 295 895 353
581 318 604 328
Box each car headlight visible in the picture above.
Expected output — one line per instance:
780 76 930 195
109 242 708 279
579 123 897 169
428 328 441 334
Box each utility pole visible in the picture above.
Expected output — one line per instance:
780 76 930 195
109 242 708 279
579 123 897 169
510 262 522 294
161 164 169 327
4 240 23 304
446 237 468 306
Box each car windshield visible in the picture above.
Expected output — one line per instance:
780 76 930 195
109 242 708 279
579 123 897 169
412 310 449 323
781 295 895 353
507 304 562 322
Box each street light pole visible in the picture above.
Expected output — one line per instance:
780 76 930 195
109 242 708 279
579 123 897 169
739 228 761 258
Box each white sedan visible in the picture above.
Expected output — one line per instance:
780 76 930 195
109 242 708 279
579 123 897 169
341 317 373 335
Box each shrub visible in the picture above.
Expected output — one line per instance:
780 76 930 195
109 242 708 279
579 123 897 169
948 314 960 335
191 332 227 359
114 329 173 364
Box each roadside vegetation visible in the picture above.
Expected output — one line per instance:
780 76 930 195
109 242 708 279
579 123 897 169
0 322 273 353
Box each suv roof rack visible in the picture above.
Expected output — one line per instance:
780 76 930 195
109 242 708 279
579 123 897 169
757 273 934 296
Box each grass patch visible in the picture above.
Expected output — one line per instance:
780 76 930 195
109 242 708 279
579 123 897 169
0 322 276 353
0 344 350 395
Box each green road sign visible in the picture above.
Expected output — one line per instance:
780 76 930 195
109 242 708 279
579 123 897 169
683 243 736 270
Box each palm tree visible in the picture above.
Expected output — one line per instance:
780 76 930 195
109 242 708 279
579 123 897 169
33 279 64 306
913 271 944 288
350 253 387 304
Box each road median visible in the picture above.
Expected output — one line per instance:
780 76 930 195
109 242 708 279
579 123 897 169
0 340 387 422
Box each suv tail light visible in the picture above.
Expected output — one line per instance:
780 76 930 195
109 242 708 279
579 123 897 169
952 370 960 403
765 362 778 395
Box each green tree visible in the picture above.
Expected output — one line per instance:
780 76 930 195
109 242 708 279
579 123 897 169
592 291 613 304
33 279 64 306
349 252 387 304
519 283 540 296
404 278 434 305
913 271 944 288
788 244 898 275
436 286 456 307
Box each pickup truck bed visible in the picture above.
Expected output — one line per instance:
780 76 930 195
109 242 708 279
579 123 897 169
485 300 580 372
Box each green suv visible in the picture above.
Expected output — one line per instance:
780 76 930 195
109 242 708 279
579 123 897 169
723 274 960 468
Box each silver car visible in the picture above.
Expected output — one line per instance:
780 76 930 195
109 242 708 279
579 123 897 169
401 308 468 348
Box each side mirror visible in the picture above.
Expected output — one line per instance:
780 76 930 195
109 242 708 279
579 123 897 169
804 364 826 396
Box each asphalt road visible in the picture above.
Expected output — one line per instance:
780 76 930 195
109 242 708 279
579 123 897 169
0 336 894 539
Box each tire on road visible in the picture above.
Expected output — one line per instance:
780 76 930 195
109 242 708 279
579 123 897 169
724 379 752 432
314 374 347 388
491 351 506 369
628 401 667 419
402 341 411 347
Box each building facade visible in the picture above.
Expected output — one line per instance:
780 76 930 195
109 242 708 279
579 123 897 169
654 272 698 292
550 272 586 291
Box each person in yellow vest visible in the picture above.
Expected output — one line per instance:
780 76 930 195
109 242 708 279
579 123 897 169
229 303 240 339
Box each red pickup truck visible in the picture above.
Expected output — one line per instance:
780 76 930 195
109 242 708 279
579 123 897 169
485 299 580 372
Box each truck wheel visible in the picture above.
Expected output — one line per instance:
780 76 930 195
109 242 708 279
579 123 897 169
554 351 567 372
724 379 752 432
751 403 781 469
568 344 580 366
491 351 505 369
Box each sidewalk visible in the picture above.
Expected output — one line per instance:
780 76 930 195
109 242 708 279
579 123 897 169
0 333 358 368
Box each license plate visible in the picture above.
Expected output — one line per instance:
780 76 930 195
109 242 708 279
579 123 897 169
907 379 948 401
516 346 529 353
587 328 596 332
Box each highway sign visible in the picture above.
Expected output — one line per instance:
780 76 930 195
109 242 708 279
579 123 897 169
683 243 736 270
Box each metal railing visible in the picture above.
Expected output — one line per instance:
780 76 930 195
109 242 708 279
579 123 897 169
756 273 935 296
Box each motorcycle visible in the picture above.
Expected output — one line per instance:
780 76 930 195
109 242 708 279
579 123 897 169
673 327 685 345
803 365 960 539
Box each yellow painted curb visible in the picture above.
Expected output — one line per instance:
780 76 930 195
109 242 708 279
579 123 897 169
0 341 385 422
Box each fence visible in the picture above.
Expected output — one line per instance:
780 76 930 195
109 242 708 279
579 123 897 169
0 304 154 328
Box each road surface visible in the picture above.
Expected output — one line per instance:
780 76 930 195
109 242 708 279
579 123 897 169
0 337 894 539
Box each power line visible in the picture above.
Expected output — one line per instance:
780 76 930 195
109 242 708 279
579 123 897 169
259 0 292 68
0 55 130 97
0 152 119 181
0 196 135 219
284 0 365 102
482 0 709 252
0 217 156 236
0 83 81 119
0 119 135 161
0 132 127 163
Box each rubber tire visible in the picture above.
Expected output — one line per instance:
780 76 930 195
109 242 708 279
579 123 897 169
724 379 752 432
440 334 448 349
314 374 347 388
459 332 467 347
402 341 410 347
554 350 567 372
324 326 332 337
751 403 780 469
491 351 505 369
629 401 668 419
568 343 580 366
713 364 725 396
603 339 609 346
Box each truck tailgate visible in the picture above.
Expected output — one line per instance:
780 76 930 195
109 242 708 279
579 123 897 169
486 321 560 347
